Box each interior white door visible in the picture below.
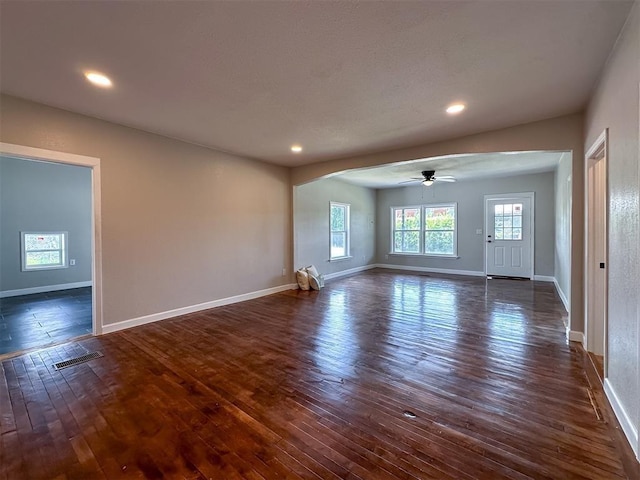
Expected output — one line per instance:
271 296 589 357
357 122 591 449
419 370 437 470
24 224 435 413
585 147 607 357
485 195 533 278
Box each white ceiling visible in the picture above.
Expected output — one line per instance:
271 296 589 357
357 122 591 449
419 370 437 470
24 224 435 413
333 151 566 189
0 1 633 167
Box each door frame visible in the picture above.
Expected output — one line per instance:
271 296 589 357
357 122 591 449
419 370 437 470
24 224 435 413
584 129 608 366
483 192 535 279
0 142 103 335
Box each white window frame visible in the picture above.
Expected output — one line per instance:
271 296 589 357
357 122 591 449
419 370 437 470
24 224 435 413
390 203 458 257
390 205 423 255
424 203 458 257
21 231 69 271
330 202 351 260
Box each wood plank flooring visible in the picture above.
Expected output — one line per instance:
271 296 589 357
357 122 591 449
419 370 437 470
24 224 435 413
0 270 637 479
0 287 92 356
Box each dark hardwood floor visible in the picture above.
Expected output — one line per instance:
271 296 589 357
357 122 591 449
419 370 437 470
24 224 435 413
1 271 637 479
588 352 605 384
0 287 92 356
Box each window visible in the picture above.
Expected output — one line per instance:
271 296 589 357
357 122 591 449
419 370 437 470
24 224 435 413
391 203 457 256
494 203 523 240
424 205 456 255
21 232 68 271
330 202 350 259
393 207 421 253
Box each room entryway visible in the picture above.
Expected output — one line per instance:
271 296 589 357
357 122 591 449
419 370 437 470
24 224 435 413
585 130 608 361
0 142 103 357
484 192 534 279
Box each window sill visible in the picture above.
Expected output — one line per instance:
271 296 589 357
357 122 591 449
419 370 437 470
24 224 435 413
22 265 69 272
329 256 353 262
387 253 459 259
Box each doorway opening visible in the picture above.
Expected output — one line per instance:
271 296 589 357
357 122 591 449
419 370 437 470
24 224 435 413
484 192 535 280
584 130 608 377
0 143 102 357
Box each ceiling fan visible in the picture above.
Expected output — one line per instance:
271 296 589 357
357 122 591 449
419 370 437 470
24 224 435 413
400 170 456 186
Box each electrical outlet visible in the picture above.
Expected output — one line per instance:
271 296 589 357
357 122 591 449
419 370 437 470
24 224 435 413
476 229 483 235
282 268 287 277
70 259 76 266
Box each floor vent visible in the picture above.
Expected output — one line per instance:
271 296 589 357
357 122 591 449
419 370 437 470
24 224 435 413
53 351 103 370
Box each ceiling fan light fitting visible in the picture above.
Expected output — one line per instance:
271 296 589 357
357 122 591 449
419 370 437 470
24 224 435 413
422 179 434 186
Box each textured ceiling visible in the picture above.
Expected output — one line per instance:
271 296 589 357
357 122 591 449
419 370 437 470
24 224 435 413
334 151 566 189
0 1 633 167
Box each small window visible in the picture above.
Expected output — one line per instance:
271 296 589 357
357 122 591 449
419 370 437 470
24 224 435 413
330 202 350 259
21 232 68 271
494 203 523 240
392 207 421 253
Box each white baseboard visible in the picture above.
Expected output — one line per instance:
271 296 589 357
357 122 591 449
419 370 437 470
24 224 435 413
0 281 93 298
566 327 585 344
375 263 485 277
534 275 555 282
102 283 297 334
604 378 639 460
324 264 377 281
553 278 570 313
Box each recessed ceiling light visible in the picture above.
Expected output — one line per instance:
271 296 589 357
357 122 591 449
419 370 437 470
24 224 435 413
84 71 112 88
291 145 303 153
446 103 465 114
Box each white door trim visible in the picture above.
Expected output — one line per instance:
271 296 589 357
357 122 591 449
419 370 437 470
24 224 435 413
484 192 535 279
0 142 104 335
584 130 608 362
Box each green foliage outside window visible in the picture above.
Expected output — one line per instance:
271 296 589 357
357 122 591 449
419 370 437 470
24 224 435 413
393 205 456 255
425 207 455 255
331 205 345 231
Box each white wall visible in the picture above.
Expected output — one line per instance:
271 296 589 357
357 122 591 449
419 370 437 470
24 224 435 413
554 152 572 311
376 172 556 277
585 1 639 458
0 94 292 327
0 155 92 293
294 178 376 277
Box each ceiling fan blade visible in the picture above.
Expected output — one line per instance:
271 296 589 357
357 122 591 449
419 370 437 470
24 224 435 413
398 178 422 184
436 177 456 182
437 175 455 179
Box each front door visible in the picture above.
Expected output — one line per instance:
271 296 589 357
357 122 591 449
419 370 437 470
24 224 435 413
485 194 533 279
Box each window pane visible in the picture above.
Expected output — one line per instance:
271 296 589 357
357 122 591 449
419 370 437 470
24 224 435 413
402 231 420 253
503 227 513 240
495 228 504 240
495 217 503 228
425 231 454 255
494 205 503 215
25 233 61 251
513 203 523 215
394 209 404 230
513 216 522 228
503 216 513 227
403 209 421 230
330 205 345 231
331 232 346 257
504 204 513 215
512 228 522 240
26 251 61 266
425 206 454 230
394 232 403 252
